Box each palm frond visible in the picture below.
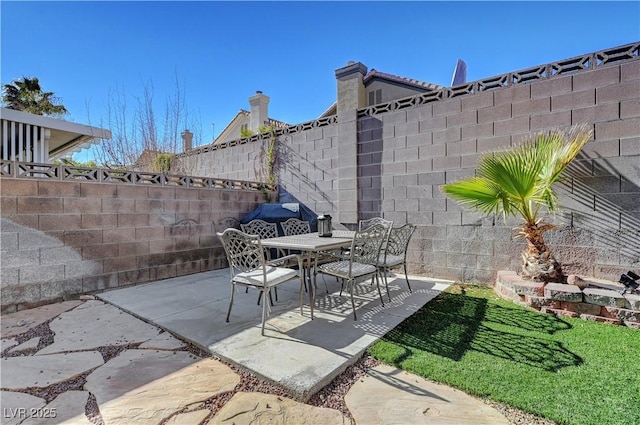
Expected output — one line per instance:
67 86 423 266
441 177 510 215
441 124 592 222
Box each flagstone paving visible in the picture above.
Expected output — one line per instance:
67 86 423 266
345 364 509 424
1 301 82 338
0 391 46 425
37 301 161 354
210 392 351 425
20 391 91 425
85 351 238 424
1 290 512 424
1 351 104 388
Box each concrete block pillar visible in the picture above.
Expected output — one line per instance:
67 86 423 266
334 62 367 225
337 110 359 224
249 91 269 132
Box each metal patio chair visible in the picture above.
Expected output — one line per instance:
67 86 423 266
216 217 240 232
240 219 285 304
316 224 387 320
378 223 416 293
281 218 331 293
241 219 279 242
359 217 393 231
281 218 311 236
217 228 306 336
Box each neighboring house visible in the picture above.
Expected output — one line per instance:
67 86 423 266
320 62 445 117
210 91 288 147
133 148 166 172
0 107 111 163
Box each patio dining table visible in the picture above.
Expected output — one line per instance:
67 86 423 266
259 230 355 317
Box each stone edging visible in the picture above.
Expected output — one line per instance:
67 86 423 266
495 271 640 329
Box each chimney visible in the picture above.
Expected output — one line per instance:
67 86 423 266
181 129 193 152
249 91 269 132
335 61 367 116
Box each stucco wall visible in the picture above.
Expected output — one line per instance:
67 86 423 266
0 176 272 312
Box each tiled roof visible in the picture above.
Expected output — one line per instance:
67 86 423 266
363 69 444 91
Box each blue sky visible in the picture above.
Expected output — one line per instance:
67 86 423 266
2 1 639 158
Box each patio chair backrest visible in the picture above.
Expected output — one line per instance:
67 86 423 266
282 218 311 236
241 219 278 239
385 223 416 258
350 223 387 267
216 217 240 233
359 217 393 231
218 228 266 274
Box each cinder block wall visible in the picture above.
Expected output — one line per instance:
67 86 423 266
361 59 639 282
181 54 640 284
0 178 271 312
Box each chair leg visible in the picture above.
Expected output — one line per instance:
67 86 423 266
404 263 412 292
299 274 304 316
257 290 275 306
226 284 236 322
261 288 269 336
375 273 385 306
383 268 392 302
349 279 357 320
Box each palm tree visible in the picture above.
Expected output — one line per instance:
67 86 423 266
2 77 68 117
441 125 592 283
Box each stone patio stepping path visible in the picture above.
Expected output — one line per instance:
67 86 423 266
21 391 91 425
1 351 104 388
210 392 350 425
37 301 162 354
1 301 82 338
85 350 239 424
345 364 510 424
1 296 510 424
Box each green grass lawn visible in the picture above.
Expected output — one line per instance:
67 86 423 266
368 284 640 425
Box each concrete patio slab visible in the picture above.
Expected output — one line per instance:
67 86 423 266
98 269 451 400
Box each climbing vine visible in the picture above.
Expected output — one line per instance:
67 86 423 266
261 125 278 187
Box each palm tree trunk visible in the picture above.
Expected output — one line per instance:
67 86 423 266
519 222 564 283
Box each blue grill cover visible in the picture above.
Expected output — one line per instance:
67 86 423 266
240 203 318 235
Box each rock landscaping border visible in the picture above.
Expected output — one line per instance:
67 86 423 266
495 271 640 329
